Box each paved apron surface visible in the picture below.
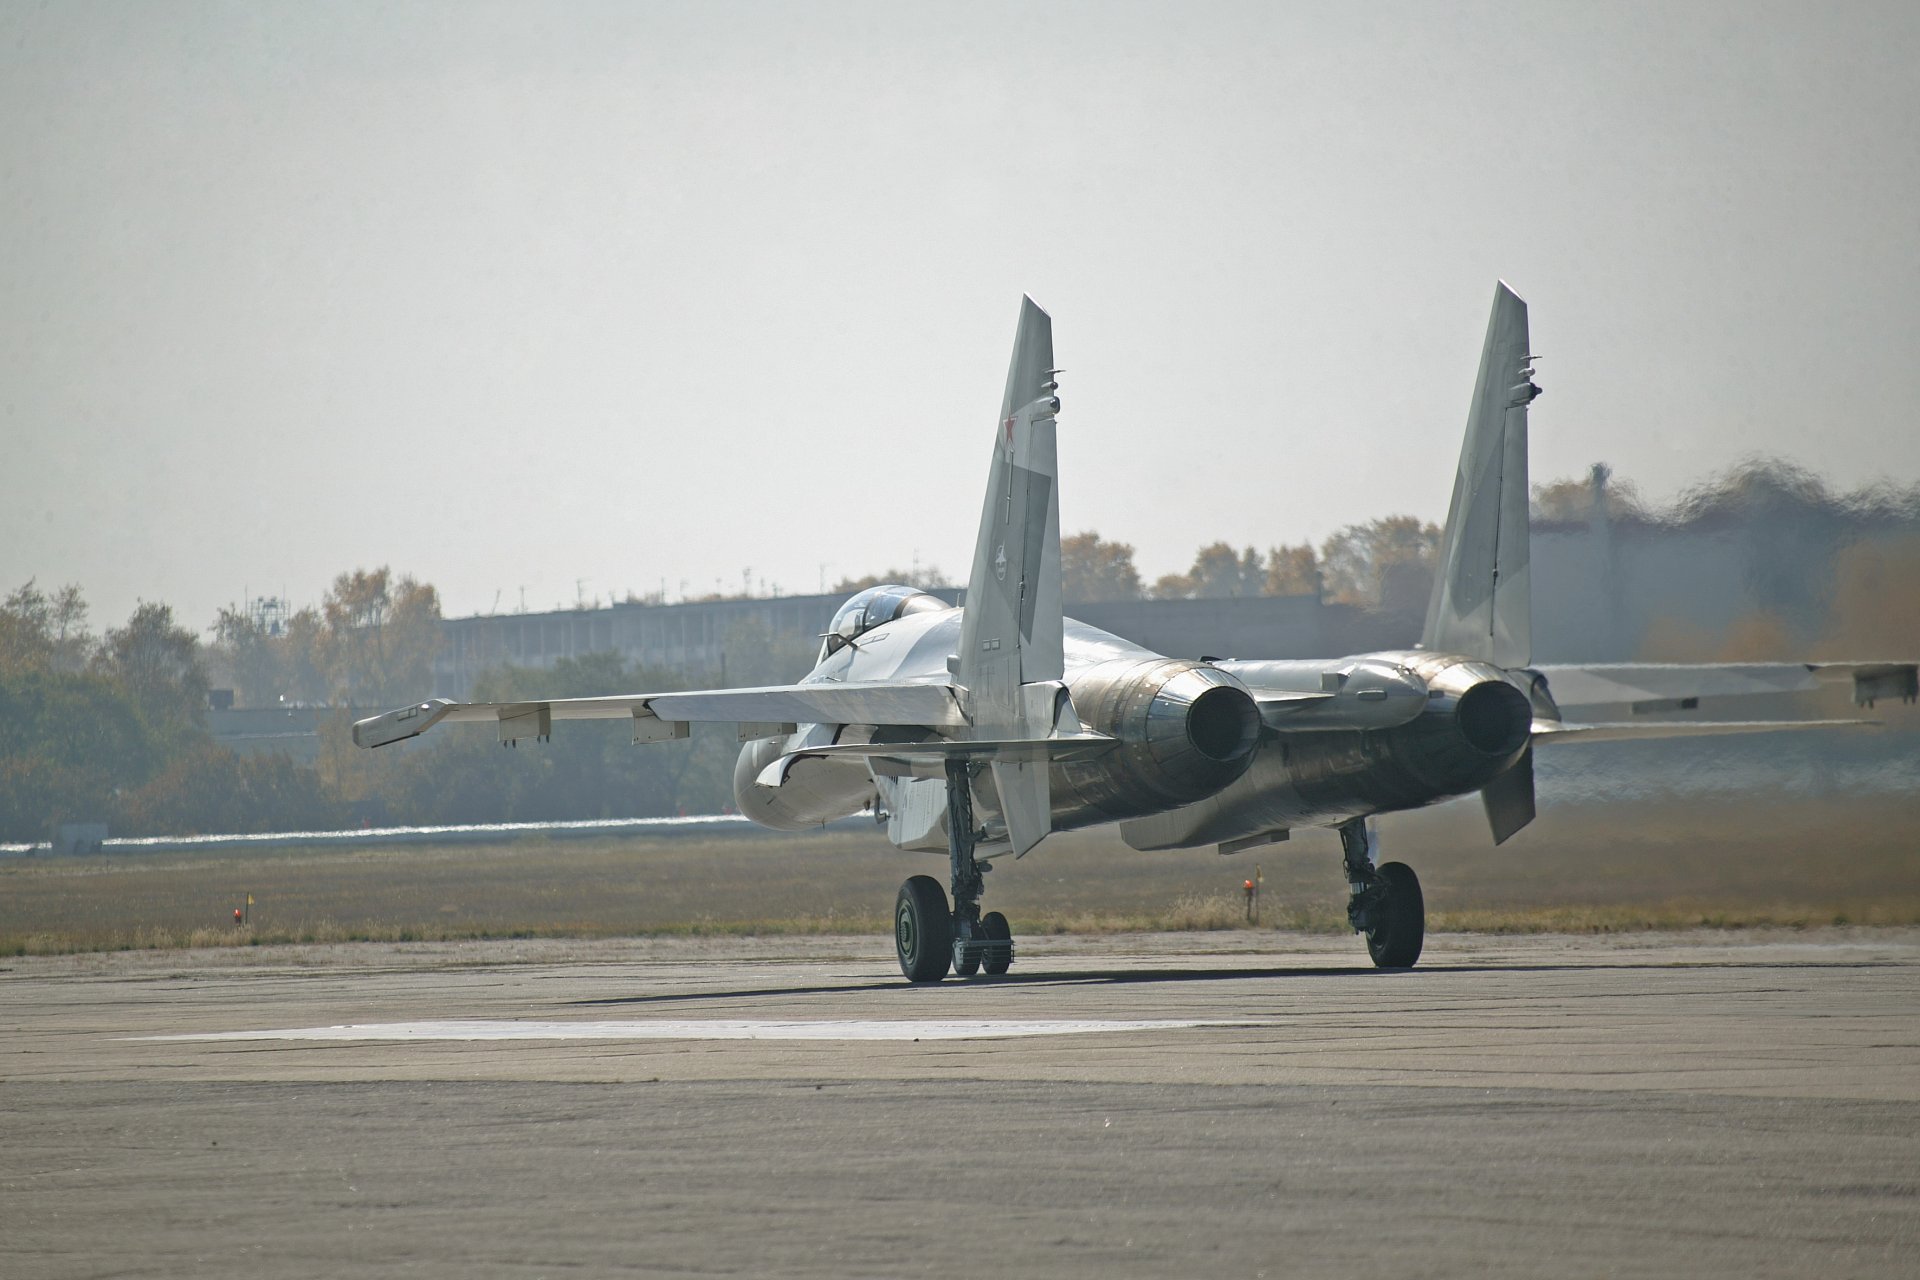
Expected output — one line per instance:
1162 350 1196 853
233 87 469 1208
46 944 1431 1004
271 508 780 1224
4 931 1916 1277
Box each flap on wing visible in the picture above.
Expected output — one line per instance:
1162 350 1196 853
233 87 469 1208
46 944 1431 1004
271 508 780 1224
352 680 966 749
1531 717 1877 747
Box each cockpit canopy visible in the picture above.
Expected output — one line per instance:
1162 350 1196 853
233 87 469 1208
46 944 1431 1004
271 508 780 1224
820 585 953 661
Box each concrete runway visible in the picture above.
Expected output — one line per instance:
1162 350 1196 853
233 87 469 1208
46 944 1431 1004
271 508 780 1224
4 930 1917 1278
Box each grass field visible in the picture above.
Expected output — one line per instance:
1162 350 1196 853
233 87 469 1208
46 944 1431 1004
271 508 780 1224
4 791 1918 954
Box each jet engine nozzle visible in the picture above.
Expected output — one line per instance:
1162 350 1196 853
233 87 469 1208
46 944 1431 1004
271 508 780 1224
1454 678 1533 758
1376 660 1534 800
1054 659 1262 821
1185 680 1264 764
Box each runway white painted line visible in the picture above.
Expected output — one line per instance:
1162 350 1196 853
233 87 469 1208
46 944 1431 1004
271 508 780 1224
134 1018 1230 1043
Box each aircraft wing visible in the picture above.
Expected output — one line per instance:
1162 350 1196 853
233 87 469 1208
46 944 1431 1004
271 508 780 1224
351 680 967 749
1536 662 1917 711
1530 717 1878 746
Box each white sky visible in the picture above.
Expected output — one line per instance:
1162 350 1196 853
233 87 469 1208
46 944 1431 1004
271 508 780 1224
4 0 1917 629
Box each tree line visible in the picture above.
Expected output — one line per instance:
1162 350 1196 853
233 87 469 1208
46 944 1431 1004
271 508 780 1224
0 572 814 842
824 518 1445 610
4 457 1912 842
0 581 334 840
211 567 442 709
1060 516 1441 609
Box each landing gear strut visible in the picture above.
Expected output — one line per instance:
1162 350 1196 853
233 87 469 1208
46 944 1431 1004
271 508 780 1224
1338 818 1424 969
891 758 1015 982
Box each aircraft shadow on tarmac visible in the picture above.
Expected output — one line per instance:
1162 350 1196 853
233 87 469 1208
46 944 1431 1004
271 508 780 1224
567 957 1893 1008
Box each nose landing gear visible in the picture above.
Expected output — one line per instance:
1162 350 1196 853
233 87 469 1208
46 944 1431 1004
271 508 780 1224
891 758 1016 983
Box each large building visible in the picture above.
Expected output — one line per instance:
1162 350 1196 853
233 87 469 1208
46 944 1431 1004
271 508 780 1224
428 504 1911 698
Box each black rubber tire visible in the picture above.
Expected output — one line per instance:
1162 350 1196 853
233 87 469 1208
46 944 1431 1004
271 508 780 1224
981 911 1012 975
1366 861 1424 969
895 875 953 983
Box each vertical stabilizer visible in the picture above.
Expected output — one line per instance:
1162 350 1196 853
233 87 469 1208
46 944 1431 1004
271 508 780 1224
959 295 1064 725
1423 281 1538 668
958 295 1064 854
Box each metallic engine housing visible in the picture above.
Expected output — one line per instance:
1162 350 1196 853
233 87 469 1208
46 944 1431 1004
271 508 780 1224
1051 658 1262 826
1120 651 1534 850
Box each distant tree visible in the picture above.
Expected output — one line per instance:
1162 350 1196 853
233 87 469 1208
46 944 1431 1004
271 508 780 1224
1 580 93 674
1674 456 1835 527
0 592 256 839
1061 531 1143 603
211 606 284 708
1153 543 1265 599
1532 462 1649 525
1319 517 1440 610
1148 572 1193 600
280 607 330 704
316 568 443 706
114 740 341 836
1263 544 1322 597
1818 535 1920 660
95 602 209 734
0 667 158 839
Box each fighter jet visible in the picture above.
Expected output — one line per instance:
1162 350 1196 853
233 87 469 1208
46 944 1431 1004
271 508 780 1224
354 288 1917 981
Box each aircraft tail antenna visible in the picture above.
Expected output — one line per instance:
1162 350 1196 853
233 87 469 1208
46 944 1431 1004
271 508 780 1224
1422 280 1538 668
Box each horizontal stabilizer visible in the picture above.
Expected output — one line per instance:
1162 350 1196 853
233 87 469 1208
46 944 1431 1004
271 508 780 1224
1537 662 1918 709
1531 717 1877 747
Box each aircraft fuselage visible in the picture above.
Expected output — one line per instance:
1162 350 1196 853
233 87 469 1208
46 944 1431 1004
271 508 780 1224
732 604 1541 851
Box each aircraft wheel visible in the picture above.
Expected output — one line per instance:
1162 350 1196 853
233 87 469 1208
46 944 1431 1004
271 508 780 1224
1365 861 1425 969
981 911 1013 975
895 875 953 983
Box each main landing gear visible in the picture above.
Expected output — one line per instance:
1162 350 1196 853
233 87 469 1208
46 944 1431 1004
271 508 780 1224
1338 818 1424 969
893 759 1016 983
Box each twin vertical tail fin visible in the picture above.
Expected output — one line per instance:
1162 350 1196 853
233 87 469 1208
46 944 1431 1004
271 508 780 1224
957 295 1066 854
1422 281 1538 669
1423 282 1541 844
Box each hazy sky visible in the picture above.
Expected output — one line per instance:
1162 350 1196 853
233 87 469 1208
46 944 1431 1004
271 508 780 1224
5 1 1917 630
